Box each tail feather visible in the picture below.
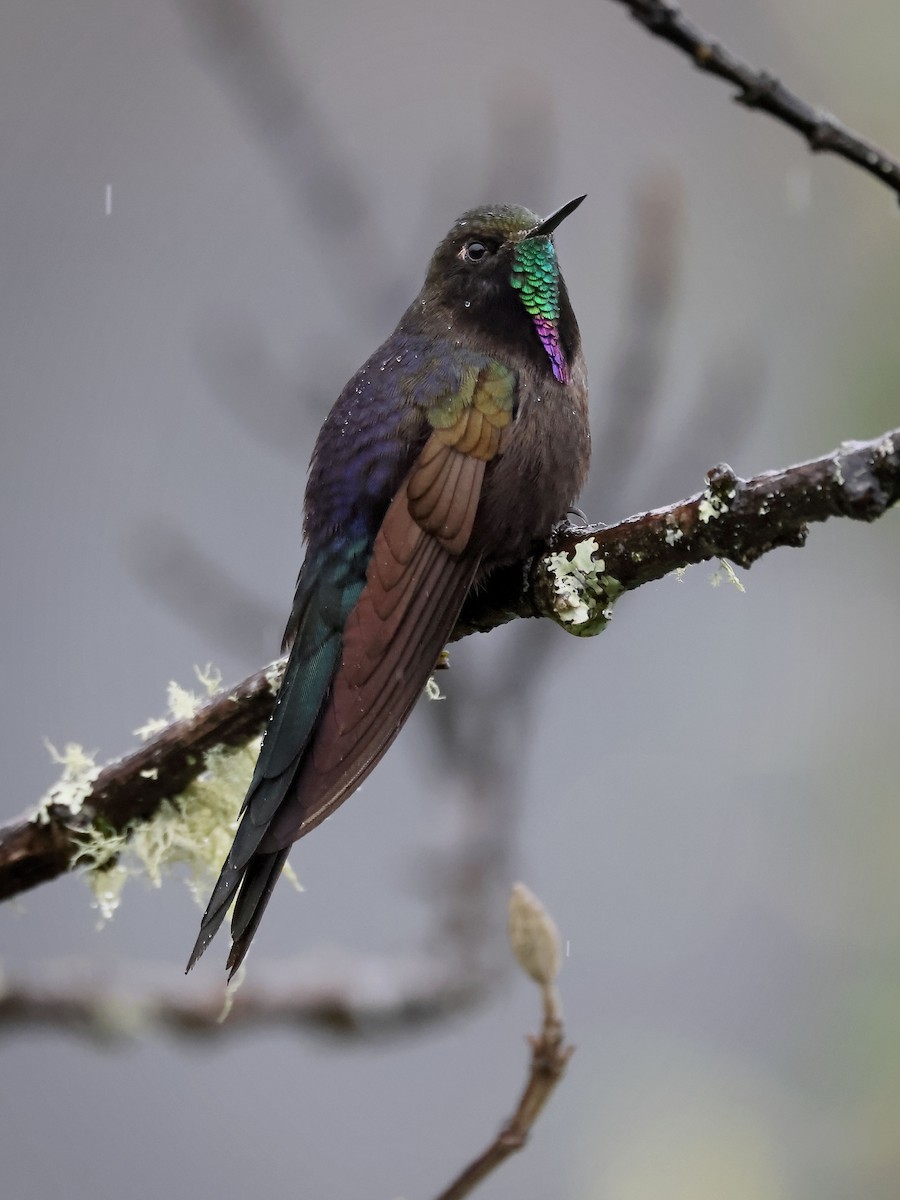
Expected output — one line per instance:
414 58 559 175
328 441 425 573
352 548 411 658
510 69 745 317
187 452 486 977
185 865 236 973
184 771 294 973
185 582 344 976
185 846 290 977
226 848 290 979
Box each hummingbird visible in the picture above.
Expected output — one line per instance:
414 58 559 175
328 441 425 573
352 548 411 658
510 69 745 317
187 197 591 977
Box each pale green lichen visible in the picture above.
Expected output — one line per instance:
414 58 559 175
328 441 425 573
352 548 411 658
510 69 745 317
698 489 730 524
35 742 102 824
218 963 248 1021
263 659 287 693
74 737 261 924
195 664 223 696
133 714 168 741
86 862 130 924
710 559 746 593
544 537 622 637
425 650 450 700
48 664 297 924
132 666 223 743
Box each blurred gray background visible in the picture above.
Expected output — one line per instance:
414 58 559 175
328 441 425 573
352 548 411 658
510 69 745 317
3 1 900 1197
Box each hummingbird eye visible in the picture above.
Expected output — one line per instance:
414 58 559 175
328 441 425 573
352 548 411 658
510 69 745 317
462 239 492 263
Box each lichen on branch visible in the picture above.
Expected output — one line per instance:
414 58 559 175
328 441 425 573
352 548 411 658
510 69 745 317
1 428 898 907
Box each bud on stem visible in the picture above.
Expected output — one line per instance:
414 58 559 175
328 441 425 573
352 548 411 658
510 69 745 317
507 882 562 989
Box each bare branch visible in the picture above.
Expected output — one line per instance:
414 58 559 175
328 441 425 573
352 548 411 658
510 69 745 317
2 428 898 905
606 0 900 204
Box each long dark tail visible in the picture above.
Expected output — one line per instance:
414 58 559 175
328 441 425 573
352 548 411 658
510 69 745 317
226 848 290 978
186 847 290 979
185 563 343 977
186 473 483 978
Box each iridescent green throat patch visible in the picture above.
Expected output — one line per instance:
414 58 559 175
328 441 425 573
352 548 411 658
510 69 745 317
510 238 569 384
510 237 560 321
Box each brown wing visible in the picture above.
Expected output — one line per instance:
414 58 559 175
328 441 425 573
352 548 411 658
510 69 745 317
261 449 481 848
188 363 518 977
261 371 515 850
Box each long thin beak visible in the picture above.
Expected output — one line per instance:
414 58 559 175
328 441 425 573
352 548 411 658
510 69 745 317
525 194 587 239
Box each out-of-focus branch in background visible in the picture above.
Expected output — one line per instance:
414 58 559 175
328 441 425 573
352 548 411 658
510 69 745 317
0 950 485 1043
607 0 900 204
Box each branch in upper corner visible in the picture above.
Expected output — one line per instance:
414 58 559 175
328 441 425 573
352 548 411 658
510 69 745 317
606 0 900 204
1 428 898 905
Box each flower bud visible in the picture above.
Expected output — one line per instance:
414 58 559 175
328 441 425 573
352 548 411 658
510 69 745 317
507 882 561 986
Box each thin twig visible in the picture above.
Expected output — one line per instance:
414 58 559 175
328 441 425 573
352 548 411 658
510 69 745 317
434 885 573 1200
2 428 898 903
433 994 572 1200
606 0 900 204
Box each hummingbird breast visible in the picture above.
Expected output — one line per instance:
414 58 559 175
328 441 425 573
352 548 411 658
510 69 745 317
472 350 590 568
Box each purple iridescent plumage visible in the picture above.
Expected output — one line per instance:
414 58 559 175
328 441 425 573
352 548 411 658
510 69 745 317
532 316 570 385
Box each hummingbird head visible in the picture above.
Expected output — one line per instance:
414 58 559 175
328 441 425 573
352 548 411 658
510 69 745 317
422 197 586 385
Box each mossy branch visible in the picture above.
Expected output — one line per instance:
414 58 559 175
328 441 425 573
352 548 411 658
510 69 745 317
455 427 900 636
1 427 898 906
0 665 283 902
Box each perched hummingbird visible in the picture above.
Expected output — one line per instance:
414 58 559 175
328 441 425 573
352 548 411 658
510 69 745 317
188 197 591 977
